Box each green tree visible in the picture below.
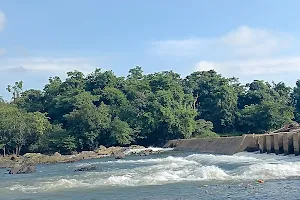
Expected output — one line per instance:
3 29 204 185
292 80 300 122
108 117 134 146
7 81 23 103
85 69 119 94
16 89 44 112
237 80 294 133
64 93 111 150
184 70 238 133
43 72 86 123
192 119 217 137
237 101 293 133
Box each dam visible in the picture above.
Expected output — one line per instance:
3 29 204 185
164 123 300 156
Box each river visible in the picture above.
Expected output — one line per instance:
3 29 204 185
1 149 300 200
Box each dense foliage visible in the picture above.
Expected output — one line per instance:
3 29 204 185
0 67 297 155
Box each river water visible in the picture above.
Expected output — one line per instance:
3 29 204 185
1 149 300 200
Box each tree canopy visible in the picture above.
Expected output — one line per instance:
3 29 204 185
0 67 297 155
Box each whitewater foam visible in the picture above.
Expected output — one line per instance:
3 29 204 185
9 179 90 193
7 152 300 193
123 147 174 155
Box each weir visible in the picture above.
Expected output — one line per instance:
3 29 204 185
164 123 300 156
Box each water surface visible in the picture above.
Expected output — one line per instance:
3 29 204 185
1 150 300 200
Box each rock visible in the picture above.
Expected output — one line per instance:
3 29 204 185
98 145 107 151
75 165 97 172
114 152 125 159
9 163 36 174
79 151 97 159
138 149 152 156
53 152 61 157
23 153 42 158
139 151 150 156
94 146 111 155
22 153 44 164
95 146 125 156
110 146 124 154
81 151 96 155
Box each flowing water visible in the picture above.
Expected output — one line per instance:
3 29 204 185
1 149 300 200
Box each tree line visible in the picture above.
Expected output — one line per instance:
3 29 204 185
0 67 299 155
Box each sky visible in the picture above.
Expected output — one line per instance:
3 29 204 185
1 0 300 99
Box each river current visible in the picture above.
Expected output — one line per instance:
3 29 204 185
1 149 300 200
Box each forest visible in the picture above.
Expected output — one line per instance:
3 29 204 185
0 67 299 155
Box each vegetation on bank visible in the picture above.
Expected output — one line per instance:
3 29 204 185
0 67 298 155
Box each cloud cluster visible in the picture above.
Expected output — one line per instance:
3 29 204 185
0 57 101 75
195 57 300 76
153 26 292 58
153 26 299 77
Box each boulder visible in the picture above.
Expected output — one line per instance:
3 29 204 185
110 146 124 154
95 146 111 155
81 151 96 155
23 153 42 158
94 145 106 153
9 163 36 174
138 149 152 156
98 145 107 151
75 165 97 172
53 152 61 157
114 152 125 159
95 146 124 156
79 151 98 159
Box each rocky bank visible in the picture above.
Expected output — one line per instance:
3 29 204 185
0 145 164 174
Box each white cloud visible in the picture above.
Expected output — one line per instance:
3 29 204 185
195 57 300 76
152 26 293 58
152 25 300 77
0 57 101 75
195 61 219 71
0 11 6 32
220 26 293 57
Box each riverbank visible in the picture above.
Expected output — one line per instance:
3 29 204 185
0 145 169 170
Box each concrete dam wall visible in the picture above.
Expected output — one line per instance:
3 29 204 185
164 130 300 156
164 134 257 155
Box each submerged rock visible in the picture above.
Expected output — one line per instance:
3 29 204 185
9 163 36 174
139 151 150 156
75 165 97 172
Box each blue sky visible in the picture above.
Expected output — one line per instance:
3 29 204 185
1 0 300 98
